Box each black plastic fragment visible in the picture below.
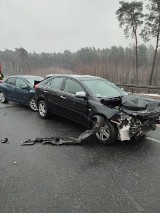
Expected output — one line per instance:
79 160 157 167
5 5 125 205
21 137 81 146
1 138 9 143
21 115 105 146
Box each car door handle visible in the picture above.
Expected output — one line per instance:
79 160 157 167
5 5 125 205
60 95 66 100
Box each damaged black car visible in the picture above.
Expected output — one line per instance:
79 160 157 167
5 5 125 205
35 75 160 144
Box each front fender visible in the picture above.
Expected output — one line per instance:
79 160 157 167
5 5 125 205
88 100 119 120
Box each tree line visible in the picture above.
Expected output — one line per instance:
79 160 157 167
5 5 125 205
1 45 160 85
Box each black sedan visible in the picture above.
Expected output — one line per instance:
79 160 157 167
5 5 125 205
35 75 160 144
0 75 44 111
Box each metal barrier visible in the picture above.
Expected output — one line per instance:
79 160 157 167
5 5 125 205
116 83 160 95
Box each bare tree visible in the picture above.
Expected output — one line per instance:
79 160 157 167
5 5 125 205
116 1 144 84
141 0 160 85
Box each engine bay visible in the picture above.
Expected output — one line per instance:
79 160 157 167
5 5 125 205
100 95 160 141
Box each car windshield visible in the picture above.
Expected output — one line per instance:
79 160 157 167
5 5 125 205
25 77 44 85
82 79 125 98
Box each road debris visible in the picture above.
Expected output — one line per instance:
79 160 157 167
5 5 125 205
1 138 8 143
21 116 105 146
21 137 81 146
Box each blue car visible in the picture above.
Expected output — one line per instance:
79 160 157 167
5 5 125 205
0 75 44 111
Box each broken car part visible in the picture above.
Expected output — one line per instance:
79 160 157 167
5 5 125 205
21 137 81 146
110 95 160 141
21 116 105 146
1 138 8 143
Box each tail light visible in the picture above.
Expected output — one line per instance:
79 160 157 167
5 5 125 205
34 84 39 90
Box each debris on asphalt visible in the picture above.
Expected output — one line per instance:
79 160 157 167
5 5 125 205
1 116 104 146
1 138 9 143
21 115 105 146
21 137 82 146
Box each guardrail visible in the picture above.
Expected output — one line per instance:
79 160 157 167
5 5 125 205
116 83 160 95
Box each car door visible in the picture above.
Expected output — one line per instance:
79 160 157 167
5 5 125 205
14 77 30 103
61 78 88 124
43 77 64 115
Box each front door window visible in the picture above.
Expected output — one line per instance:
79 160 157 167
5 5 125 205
64 79 84 94
16 78 28 88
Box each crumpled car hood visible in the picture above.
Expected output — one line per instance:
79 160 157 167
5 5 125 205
121 95 160 114
100 95 160 117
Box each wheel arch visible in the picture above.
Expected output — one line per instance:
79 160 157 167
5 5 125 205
89 113 118 130
88 113 107 128
91 114 118 144
37 96 46 105
29 95 34 101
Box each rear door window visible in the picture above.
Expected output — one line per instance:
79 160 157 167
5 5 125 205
6 77 16 86
50 77 63 90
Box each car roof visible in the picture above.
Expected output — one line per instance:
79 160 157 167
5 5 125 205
47 74 102 81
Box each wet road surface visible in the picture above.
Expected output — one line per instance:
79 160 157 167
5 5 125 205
0 102 160 213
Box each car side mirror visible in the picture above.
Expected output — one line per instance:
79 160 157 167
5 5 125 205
75 91 87 98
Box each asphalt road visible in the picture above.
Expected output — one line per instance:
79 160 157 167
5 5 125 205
0 102 160 213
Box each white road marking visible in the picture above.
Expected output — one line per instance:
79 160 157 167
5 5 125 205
146 137 160 144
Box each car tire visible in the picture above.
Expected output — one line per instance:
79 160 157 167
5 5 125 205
0 91 8 103
94 119 118 144
29 97 38 111
38 100 48 118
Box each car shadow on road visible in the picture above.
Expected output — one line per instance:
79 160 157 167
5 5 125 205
42 113 87 131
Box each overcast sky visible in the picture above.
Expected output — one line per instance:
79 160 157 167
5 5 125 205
0 0 147 53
